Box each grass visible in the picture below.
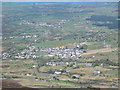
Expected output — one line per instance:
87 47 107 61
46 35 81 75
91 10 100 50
87 42 105 50
35 39 81 48
18 79 53 88
103 70 118 75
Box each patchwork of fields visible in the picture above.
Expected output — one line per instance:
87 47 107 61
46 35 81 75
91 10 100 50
1 2 119 88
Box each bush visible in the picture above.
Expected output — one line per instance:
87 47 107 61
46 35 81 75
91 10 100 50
93 63 99 67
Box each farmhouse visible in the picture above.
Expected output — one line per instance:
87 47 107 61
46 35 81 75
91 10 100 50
93 70 101 74
86 63 92 67
54 71 61 75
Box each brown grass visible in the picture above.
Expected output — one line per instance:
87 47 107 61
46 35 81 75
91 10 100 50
81 48 117 56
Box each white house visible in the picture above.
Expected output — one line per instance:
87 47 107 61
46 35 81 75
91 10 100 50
32 65 37 68
54 71 61 75
86 63 92 67
94 70 101 74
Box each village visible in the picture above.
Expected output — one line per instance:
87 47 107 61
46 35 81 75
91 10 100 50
2 43 87 60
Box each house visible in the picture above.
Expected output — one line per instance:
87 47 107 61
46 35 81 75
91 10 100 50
54 71 61 75
92 56 95 58
26 73 33 76
48 55 54 57
49 76 59 80
86 63 92 67
72 65 79 69
32 65 37 68
93 70 101 74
